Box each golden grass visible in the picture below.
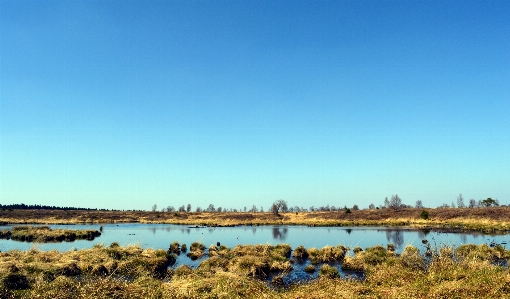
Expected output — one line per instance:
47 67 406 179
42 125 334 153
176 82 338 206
0 243 509 298
2 207 510 232
0 226 101 242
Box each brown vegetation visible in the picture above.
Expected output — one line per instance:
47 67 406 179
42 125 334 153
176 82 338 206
1 207 510 232
0 226 101 242
0 243 509 298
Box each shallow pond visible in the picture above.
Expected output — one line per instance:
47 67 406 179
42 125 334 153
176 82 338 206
1 223 508 252
1 224 508 283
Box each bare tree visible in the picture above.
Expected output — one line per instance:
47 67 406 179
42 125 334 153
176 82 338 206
389 194 402 210
457 194 465 208
206 204 215 212
384 197 390 209
166 206 175 212
152 204 157 212
469 198 476 208
352 204 359 211
178 205 185 212
217 207 222 212
415 200 423 209
368 203 375 209
271 204 279 215
186 204 191 213
272 199 288 215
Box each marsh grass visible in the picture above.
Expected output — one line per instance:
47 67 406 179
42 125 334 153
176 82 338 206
292 245 308 259
307 245 346 264
1 243 510 298
0 226 101 242
318 264 340 278
186 242 205 260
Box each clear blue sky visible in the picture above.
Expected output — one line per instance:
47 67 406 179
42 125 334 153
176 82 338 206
1 0 509 211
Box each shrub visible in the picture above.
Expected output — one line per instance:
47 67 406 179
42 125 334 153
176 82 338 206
420 210 429 220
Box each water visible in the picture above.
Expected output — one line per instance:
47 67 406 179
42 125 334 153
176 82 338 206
0 223 507 253
1 224 507 283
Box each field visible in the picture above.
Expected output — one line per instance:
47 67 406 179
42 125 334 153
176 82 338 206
1 207 510 233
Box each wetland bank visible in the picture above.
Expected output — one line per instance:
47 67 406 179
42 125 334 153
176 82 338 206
1 208 510 298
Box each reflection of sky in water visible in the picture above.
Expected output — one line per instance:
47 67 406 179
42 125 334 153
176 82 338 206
0 224 508 254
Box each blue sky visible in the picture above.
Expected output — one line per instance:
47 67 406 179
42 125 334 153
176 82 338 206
1 0 509 211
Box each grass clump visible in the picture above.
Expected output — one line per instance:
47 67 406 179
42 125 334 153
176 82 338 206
168 241 180 254
455 244 508 262
307 245 346 264
292 245 308 259
1 243 510 298
400 245 425 271
318 264 340 278
0 226 101 242
187 242 206 260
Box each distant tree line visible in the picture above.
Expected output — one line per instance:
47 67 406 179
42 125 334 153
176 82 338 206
0 203 110 211
153 194 504 214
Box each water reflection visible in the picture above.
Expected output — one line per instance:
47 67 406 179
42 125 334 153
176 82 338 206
272 227 288 241
417 229 431 239
0 224 508 253
384 229 404 249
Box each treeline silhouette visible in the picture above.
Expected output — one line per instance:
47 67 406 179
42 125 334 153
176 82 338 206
0 203 112 211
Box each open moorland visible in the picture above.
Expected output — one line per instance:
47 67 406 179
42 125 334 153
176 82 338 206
1 242 510 298
1 207 510 233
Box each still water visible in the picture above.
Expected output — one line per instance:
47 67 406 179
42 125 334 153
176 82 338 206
0 223 507 253
2 224 507 283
